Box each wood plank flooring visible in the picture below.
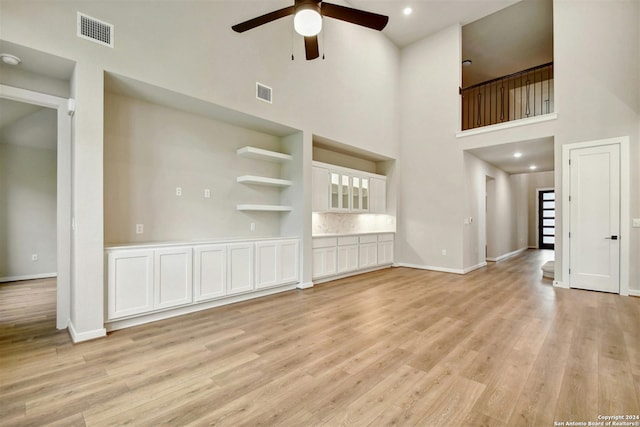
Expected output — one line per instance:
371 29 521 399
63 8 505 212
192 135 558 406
1 250 639 426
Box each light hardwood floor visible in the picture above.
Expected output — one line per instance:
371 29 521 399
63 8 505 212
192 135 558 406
1 250 639 426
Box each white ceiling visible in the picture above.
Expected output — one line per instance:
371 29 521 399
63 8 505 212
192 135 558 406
348 0 520 47
466 136 554 174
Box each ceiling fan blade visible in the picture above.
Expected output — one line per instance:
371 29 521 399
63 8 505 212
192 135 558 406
232 6 296 33
321 2 389 31
305 35 320 60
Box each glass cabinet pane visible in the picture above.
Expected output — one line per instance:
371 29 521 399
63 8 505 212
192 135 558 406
341 175 350 209
362 178 369 210
330 173 340 209
352 177 360 210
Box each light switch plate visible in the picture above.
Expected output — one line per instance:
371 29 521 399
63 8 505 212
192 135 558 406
633 218 640 228
204 189 211 198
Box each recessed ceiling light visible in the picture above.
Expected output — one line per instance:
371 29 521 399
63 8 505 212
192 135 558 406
529 165 537 170
462 59 472 67
403 7 413 16
0 53 21 66
513 152 523 158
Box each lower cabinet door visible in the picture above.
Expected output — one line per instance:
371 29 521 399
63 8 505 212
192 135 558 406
312 247 337 279
378 241 394 265
194 244 227 302
358 243 378 269
107 249 154 320
337 244 359 273
255 241 279 290
279 239 300 284
155 248 193 310
227 243 254 295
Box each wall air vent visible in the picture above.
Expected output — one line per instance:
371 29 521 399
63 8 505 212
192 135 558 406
77 12 114 48
256 82 272 104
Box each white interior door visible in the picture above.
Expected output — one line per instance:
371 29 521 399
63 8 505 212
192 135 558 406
569 144 620 293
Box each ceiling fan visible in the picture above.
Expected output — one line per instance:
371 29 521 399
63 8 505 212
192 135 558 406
232 0 389 60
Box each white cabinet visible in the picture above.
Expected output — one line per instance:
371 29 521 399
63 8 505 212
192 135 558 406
107 249 154 320
377 234 394 265
154 247 193 310
107 238 299 325
279 239 300 284
369 177 386 214
358 235 378 269
337 236 359 274
256 239 300 289
313 161 386 214
194 244 227 302
312 233 393 282
312 237 338 279
329 172 351 211
227 243 254 295
312 166 329 212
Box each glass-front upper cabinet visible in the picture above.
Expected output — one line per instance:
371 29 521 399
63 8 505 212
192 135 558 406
340 174 350 210
352 177 360 210
330 172 340 210
361 177 369 211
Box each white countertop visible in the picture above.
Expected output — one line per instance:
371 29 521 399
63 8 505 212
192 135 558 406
312 231 395 238
105 236 299 250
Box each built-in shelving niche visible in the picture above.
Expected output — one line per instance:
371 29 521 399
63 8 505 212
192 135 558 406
103 72 304 245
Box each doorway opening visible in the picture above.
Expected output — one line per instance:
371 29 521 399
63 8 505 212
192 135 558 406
537 189 555 249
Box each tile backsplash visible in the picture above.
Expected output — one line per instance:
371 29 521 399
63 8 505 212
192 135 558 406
312 213 396 235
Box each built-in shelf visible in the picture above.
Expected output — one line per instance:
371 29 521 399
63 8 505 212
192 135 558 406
237 175 293 187
237 204 292 212
237 146 292 162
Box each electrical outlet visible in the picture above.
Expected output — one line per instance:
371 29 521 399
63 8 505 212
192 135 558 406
250 222 256 232
204 189 211 198
441 249 447 256
31 254 39 261
633 218 640 228
176 187 182 196
136 224 144 234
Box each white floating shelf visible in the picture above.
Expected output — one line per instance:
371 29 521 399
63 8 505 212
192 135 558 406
237 204 292 212
237 175 293 187
237 146 292 162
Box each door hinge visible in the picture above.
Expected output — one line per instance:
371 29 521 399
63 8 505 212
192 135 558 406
569 268 571 274
568 232 571 238
569 159 571 166
568 195 571 202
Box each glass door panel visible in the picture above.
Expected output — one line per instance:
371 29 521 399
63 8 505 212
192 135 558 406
341 175 350 210
352 177 360 210
330 173 340 210
361 178 369 211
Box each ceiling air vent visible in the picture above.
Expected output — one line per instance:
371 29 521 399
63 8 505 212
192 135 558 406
77 12 114 48
256 82 272 104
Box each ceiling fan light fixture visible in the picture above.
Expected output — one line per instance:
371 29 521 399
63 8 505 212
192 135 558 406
294 7 322 36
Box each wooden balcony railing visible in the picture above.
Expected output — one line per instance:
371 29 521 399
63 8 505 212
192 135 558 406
460 62 554 131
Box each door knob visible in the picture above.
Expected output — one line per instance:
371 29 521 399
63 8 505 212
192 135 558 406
604 235 618 240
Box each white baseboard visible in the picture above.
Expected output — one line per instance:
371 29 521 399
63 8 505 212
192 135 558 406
628 289 640 297
68 321 106 343
553 280 568 289
312 265 393 285
297 281 314 289
395 262 465 275
0 272 57 283
486 247 528 263
106 283 298 332
463 262 487 274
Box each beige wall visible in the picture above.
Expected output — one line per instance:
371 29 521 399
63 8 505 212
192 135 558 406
0 108 57 279
104 92 285 243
